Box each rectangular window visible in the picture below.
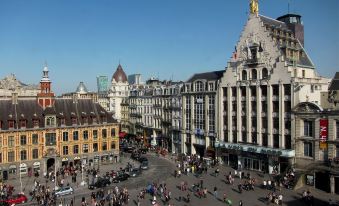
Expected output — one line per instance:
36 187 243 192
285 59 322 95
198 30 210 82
102 129 107 138
60 118 65 126
273 135 279 148
33 119 39 128
8 136 14 147
83 144 89 153
63 146 68 155
63 132 68 142
111 128 116 137
20 120 26 128
93 130 98 139
93 143 98 152
304 120 313 137
73 145 79 154
9 121 14 129
32 134 39 145
73 131 79 141
111 142 116 150
102 142 107 151
20 135 27 145
21 150 27 160
8 151 15 162
304 142 313 157
0 137 2 147
45 133 56 146
83 130 88 140
32 149 39 159
0 153 2 163
336 145 339 158
72 117 77 125
336 121 339 139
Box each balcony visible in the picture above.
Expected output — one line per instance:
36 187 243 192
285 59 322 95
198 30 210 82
245 58 262 66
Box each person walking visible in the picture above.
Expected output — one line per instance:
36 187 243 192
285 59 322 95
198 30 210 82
239 200 243 206
213 186 218 199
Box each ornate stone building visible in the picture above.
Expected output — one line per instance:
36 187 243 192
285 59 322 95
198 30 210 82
0 74 39 99
292 73 339 194
61 81 98 103
108 64 129 121
0 65 119 180
217 3 330 174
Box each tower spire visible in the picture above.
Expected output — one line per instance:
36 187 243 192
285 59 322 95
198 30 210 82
250 0 259 15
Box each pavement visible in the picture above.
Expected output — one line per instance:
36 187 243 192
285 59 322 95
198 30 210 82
3 152 339 206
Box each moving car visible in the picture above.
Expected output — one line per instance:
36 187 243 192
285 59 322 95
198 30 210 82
55 186 74 197
88 178 111 190
112 173 130 183
129 168 142 177
0 194 27 205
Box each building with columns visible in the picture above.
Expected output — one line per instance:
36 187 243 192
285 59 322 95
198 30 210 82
181 70 223 158
291 73 339 194
217 3 330 174
108 64 129 121
0 64 119 180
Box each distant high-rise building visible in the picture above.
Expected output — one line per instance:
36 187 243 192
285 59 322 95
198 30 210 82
128 74 142 85
97 76 109 94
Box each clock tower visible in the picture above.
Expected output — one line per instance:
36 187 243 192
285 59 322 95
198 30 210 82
37 63 55 109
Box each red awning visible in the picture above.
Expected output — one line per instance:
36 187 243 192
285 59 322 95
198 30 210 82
119 132 127 138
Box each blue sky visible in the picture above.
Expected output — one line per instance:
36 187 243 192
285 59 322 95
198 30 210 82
0 0 338 95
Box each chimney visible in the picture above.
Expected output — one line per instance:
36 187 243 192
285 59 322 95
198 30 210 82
12 92 18 105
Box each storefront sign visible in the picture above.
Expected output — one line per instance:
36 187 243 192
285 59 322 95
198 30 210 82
306 174 314 186
220 142 295 157
319 119 328 150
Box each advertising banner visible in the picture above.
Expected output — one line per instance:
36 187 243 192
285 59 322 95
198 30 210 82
319 119 328 150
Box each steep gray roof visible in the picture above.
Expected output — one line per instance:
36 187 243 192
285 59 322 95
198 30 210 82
259 15 314 68
329 72 339 91
186 70 224 83
0 98 116 130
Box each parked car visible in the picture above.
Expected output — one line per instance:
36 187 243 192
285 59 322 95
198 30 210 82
55 186 74 197
0 194 27 205
112 173 130 183
140 161 149 170
138 156 148 163
88 178 111 190
129 168 142 177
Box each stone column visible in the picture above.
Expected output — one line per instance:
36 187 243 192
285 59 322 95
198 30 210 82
267 83 273 147
257 84 262 145
280 83 285 148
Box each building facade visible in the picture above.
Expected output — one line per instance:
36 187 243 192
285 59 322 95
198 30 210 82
61 81 98 103
0 65 119 180
108 64 129 121
292 73 339 194
0 74 40 99
181 71 223 158
217 4 329 174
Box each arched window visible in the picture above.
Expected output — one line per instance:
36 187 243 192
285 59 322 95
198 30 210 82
242 70 247 80
262 68 268 79
252 69 257 80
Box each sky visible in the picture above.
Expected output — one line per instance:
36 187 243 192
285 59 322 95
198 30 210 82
0 0 338 95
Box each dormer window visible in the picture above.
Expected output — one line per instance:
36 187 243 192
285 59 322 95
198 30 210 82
0 121 2 130
45 116 56 127
83 117 88 125
20 120 26 128
71 117 77 125
92 116 97 124
33 119 39 128
60 118 65 126
195 81 203 92
101 115 107 123
8 120 15 129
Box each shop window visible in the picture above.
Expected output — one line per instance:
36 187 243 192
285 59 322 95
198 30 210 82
304 120 313 137
32 134 39 145
63 132 68 142
83 130 89 140
20 135 27 145
32 149 39 159
21 150 27 160
73 131 79 141
304 142 313 157
63 146 68 155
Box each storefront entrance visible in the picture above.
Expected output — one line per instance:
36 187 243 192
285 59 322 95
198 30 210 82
315 171 330 193
335 176 339 194
47 158 55 170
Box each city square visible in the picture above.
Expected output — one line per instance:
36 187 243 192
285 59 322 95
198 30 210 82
0 0 339 205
